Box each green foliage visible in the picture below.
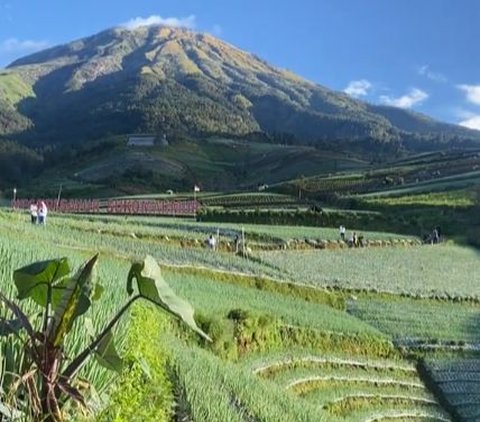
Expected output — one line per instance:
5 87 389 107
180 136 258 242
97 304 173 422
0 206 475 420
198 207 390 230
127 255 210 341
195 313 238 360
13 257 71 305
0 140 43 187
196 306 394 360
166 265 346 310
2 25 478 177
172 339 328 421
257 245 480 299
0 254 207 421
0 72 35 105
350 297 480 343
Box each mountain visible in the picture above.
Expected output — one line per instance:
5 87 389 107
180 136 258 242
1 25 479 150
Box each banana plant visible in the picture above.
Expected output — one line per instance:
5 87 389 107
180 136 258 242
0 255 210 421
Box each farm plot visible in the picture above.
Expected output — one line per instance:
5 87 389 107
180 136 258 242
171 339 328 421
257 245 480 298
423 358 480 421
49 211 415 244
164 270 385 337
1 212 285 279
361 189 475 208
0 208 464 420
243 348 450 421
348 298 480 344
48 210 415 240
200 192 298 208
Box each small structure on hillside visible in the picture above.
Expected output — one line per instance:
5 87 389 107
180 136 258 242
127 134 156 147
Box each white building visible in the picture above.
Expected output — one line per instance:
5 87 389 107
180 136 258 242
127 135 156 147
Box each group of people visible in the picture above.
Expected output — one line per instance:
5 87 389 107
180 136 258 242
339 225 364 247
29 201 48 225
205 233 242 253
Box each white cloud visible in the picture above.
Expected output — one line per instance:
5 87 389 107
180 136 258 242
379 88 428 109
344 79 372 97
459 115 480 130
457 84 480 105
418 65 447 83
456 109 480 130
0 38 50 53
122 14 196 30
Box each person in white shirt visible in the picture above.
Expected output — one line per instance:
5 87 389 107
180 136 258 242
29 202 38 224
208 235 217 251
339 225 346 240
38 201 48 225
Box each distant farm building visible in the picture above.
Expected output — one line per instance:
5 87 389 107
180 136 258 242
127 135 156 147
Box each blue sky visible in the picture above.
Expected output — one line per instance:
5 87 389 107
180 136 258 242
1 0 479 128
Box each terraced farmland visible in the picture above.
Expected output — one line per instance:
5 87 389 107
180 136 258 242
423 359 480 421
257 246 480 298
244 349 451 421
348 298 480 344
1 207 478 421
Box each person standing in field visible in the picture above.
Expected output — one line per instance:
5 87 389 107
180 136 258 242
234 234 240 253
432 227 439 244
207 234 217 251
38 201 48 226
29 202 38 224
339 225 346 240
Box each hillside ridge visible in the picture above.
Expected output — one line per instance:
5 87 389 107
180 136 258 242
0 24 478 149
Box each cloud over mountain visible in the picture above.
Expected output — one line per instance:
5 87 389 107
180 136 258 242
344 79 372 97
459 115 480 130
380 88 428 109
122 14 196 30
458 84 480 105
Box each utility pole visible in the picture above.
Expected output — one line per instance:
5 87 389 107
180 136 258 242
56 184 63 210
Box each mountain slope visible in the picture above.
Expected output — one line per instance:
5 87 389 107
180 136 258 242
1 25 479 149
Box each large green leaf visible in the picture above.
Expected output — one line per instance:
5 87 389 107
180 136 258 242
94 329 124 373
13 258 70 306
51 255 98 347
127 256 211 341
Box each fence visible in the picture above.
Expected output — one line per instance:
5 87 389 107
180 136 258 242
12 199 200 216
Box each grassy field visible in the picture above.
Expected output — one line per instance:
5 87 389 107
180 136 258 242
361 189 475 208
348 297 480 343
1 205 479 421
0 71 35 105
257 245 480 298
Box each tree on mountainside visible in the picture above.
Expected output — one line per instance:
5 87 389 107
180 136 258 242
0 141 43 187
